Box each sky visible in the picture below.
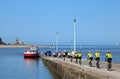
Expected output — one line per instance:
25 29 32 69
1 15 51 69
0 0 120 45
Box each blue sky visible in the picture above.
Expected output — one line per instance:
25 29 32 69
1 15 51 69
0 0 120 45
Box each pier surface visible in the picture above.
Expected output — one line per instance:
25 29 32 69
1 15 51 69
42 57 120 79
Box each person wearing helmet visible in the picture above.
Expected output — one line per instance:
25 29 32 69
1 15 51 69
62 51 66 61
87 52 93 67
105 52 112 70
105 52 112 63
94 51 100 68
78 52 82 65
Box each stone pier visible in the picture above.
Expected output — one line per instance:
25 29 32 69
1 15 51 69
42 57 120 79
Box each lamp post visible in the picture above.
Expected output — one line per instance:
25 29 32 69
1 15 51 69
56 32 58 52
73 19 76 51
71 41 73 51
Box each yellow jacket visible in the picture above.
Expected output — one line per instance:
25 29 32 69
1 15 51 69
88 53 93 58
70 53 73 56
78 53 82 57
95 52 100 58
106 53 112 58
74 53 78 57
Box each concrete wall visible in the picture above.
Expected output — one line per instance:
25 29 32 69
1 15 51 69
42 58 108 79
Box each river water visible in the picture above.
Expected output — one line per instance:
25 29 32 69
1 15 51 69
0 45 120 79
0 48 54 79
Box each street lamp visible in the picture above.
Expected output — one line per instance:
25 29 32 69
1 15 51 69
71 41 73 51
73 19 76 51
56 32 58 52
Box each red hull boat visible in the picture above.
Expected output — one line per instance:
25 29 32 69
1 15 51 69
24 46 40 58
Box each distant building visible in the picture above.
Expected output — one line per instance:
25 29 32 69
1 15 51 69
14 37 24 45
15 37 20 45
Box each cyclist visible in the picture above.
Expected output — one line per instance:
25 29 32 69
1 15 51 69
78 52 82 65
88 52 93 67
94 51 100 68
62 52 66 61
105 52 112 71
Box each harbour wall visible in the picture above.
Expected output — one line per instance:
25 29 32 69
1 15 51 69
42 57 108 79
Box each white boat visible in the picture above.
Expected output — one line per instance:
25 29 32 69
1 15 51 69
24 46 40 58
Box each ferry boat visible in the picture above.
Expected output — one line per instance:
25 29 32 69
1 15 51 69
24 46 40 58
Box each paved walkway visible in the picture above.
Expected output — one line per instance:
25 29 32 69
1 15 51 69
43 57 120 79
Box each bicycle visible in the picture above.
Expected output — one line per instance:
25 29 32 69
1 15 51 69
78 56 82 65
89 61 92 67
89 58 92 67
70 56 72 62
79 59 82 65
107 61 112 71
87 58 92 67
96 58 100 68
96 61 100 68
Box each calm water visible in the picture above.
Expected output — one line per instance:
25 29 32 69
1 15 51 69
0 45 120 79
0 48 54 79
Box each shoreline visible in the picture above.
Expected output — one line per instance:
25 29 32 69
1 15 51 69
0 45 52 48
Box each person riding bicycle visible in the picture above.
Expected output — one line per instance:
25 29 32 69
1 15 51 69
87 52 93 67
94 51 100 68
78 52 82 65
62 52 66 61
74 52 78 63
105 52 112 70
